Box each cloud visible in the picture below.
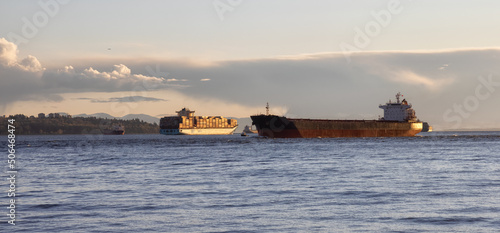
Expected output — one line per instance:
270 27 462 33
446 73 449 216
200 78 211 81
19 55 44 72
0 38 19 66
166 78 188 82
0 38 46 112
79 96 167 103
43 64 175 92
0 38 44 72
0 38 180 111
439 64 449 70
379 70 454 91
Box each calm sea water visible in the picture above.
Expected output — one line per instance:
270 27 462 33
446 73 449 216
7 132 500 232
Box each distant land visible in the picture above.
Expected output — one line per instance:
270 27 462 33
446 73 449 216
0 113 158 135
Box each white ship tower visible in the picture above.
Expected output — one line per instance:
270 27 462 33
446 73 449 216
379 92 417 122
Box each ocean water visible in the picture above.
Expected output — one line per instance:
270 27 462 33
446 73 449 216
7 132 500 232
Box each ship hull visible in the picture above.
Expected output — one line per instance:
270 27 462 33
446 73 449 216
102 130 125 135
160 127 237 135
251 115 422 138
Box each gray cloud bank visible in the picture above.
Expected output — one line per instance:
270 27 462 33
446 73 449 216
2 37 500 129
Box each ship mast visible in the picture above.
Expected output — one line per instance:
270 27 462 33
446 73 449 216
396 92 401 103
266 102 269 115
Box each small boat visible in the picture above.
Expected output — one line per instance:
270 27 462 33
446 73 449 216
242 125 257 134
102 125 125 135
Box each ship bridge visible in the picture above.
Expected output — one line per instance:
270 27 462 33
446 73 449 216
379 92 417 122
176 108 195 117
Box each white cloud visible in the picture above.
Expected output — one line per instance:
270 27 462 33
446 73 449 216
0 38 45 112
0 38 44 72
42 63 174 93
384 70 454 91
0 38 178 112
166 78 188 82
18 55 44 72
439 64 449 70
0 38 18 66
200 78 211 81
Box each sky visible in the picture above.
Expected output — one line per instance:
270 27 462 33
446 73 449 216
1 0 500 130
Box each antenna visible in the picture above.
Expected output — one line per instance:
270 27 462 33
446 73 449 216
396 92 401 103
266 102 269 115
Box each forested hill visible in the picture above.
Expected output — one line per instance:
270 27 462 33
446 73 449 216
0 114 159 135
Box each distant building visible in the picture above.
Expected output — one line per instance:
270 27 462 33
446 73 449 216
38 113 46 118
48 113 54 118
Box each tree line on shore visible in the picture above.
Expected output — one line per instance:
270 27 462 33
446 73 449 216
0 114 159 135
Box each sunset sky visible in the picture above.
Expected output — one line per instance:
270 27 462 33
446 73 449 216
2 0 500 130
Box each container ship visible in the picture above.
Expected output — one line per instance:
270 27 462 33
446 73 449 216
160 108 238 135
251 93 427 138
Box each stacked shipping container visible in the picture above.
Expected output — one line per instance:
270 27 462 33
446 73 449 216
160 115 237 130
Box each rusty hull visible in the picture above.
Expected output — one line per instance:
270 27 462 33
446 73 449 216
251 115 423 138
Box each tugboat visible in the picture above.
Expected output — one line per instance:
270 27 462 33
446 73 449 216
242 125 258 134
241 125 257 136
103 125 125 135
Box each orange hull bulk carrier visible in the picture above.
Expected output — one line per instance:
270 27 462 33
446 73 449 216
251 93 430 138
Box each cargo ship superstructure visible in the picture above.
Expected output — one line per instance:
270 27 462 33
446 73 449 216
251 93 425 138
160 108 238 135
